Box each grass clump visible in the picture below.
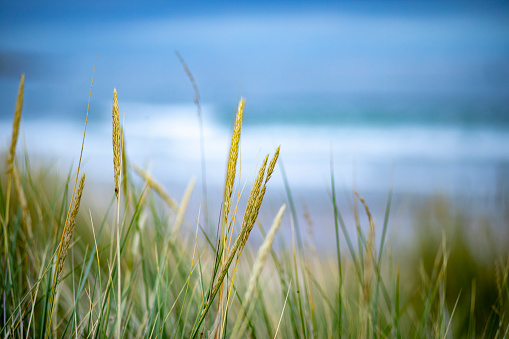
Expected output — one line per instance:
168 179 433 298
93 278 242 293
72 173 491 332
0 73 508 338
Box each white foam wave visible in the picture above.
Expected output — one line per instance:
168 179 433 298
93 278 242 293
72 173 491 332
2 103 508 198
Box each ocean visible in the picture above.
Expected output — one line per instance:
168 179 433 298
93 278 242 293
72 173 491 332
1 4 509 248
1 96 508 250
3 96 508 194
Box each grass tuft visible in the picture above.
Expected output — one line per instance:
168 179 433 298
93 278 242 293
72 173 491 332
0 71 507 339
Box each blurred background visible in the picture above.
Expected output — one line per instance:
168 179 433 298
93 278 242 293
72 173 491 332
1 1 509 243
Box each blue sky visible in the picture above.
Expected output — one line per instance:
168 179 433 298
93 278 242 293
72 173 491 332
1 1 509 120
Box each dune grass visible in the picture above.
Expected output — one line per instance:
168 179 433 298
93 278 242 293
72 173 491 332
1 73 508 338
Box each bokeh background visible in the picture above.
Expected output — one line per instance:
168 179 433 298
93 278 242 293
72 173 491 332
1 1 509 247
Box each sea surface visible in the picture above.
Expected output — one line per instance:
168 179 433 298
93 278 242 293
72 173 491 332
2 97 508 247
3 97 508 191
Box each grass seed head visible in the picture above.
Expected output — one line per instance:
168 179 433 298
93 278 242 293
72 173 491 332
7 74 25 174
112 88 121 199
223 98 245 221
57 173 85 282
241 155 268 232
265 145 280 184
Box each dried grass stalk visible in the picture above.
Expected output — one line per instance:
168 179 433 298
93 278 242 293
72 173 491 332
57 173 85 282
244 147 279 239
132 163 179 211
265 145 280 184
226 148 279 275
240 155 268 244
112 88 121 198
112 89 123 338
223 98 244 224
191 142 280 338
239 146 280 246
7 74 24 174
208 171 280 320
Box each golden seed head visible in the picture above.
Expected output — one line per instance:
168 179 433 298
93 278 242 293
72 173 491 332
265 145 280 184
223 98 245 220
7 74 25 174
241 155 268 231
112 88 121 198
253 155 268 197
58 173 85 281
246 185 266 239
240 146 280 244
240 147 279 246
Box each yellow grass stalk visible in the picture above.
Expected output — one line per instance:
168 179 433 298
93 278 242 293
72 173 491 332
224 148 281 335
239 146 279 247
213 156 268 337
212 98 245 334
112 88 122 338
265 145 280 184
240 155 268 246
3 74 24 256
57 173 85 283
242 156 268 222
112 88 121 199
132 163 179 211
222 98 244 233
191 143 280 338
232 204 287 339
7 74 24 174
